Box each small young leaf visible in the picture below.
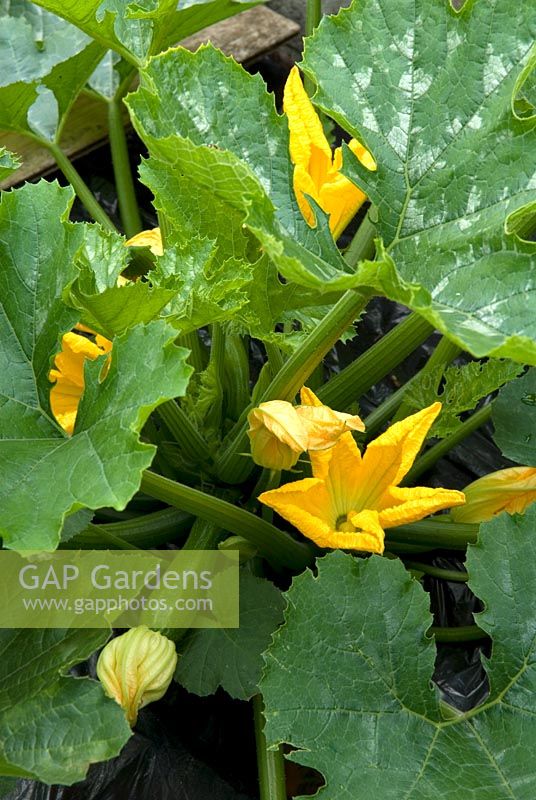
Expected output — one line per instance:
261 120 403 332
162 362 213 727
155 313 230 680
403 359 524 438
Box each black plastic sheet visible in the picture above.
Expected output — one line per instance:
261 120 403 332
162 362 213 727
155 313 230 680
4 696 257 800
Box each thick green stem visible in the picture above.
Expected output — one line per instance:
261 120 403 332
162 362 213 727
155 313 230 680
140 470 313 570
364 335 461 436
264 342 285 378
404 561 469 582
178 331 205 374
385 519 479 550
46 142 117 232
425 336 462 371
216 289 371 483
107 96 142 238
404 404 493 483
364 382 408 437
253 695 287 800
62 508 193 550
182 518 222 550
317 313 433 410
156 400 212 466
225 334 251 420
210 324 226 383
384 543 436 555
305 0 322 36
430 625 487 643
344 211 378 267
304 0 323 97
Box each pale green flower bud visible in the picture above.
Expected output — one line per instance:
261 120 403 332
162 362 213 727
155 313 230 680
97 626 177 726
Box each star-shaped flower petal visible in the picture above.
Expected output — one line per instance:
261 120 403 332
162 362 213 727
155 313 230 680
259 403 465 553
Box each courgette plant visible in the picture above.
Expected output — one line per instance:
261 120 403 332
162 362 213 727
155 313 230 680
0 0 535 797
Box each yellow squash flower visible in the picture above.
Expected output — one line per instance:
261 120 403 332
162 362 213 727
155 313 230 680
295 386 364 448
283 66 376 239
97 626 177 727
49 326 112 435
451 466 536 523
248 400 309 471
247 387 364 470
125 227 163 256
259 402 465 554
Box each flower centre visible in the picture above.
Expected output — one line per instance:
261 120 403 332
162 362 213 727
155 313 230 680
335 514 357 532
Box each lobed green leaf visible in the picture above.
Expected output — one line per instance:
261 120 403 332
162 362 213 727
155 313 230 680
0 181 193 551
261 507 536 798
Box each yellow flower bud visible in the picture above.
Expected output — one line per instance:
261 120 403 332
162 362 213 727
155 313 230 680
451 467 536 523
247 400 309 470
97 626 177 726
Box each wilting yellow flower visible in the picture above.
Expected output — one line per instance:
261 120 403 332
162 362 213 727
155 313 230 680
247 387 365 470
259 402 465 554
451 467 536 523
283 66 376 239
97 626 177 727
295 386 364 448
248 400 309 471
49 326 112 435
125 227 163 256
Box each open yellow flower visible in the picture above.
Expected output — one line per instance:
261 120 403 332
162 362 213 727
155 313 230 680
125 227 163 256
49 326 112 435
284 66 376 239
259 402 465 554
247 387 364 470
451 466 536 523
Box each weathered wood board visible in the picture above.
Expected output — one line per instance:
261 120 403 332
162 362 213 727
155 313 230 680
0 7 299 188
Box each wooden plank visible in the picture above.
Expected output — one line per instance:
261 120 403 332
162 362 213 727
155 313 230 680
0 8 299 189
181 7 299 63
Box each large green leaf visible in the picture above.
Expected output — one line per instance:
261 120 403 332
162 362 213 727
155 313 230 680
127 47 360 345
0 181 192 551
174 570 285 700
128 21 536 362
128 45 350 276
31 0 261 66
0 1 104 140
492 368 536 465
302 0 536 362
0 629 130 784
261 507 536 799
